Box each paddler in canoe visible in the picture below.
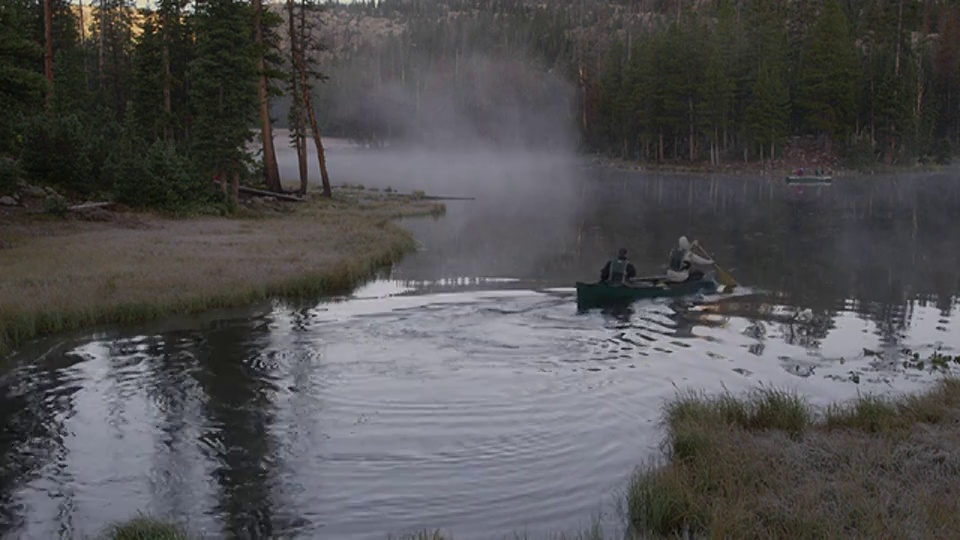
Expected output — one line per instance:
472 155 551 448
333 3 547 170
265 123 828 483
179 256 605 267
599 248 637 285
666 236 715 283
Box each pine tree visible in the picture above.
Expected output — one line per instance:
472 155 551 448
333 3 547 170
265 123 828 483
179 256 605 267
253 0 282 192
188 0 258 205
746 60 790 161
131 12 164 141
157 0 191 143
0 0 46 154
797 1 859 144
291 0 332 197
0 0 46 114
596 38 624 154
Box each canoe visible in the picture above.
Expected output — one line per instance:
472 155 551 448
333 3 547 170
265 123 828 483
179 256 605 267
785 175 833 185
576 276 718 309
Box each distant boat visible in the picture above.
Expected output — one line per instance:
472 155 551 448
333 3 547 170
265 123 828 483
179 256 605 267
785 174 833 186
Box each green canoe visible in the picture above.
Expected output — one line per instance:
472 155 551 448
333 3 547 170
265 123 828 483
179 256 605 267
576 276 718 309
785 175 833 186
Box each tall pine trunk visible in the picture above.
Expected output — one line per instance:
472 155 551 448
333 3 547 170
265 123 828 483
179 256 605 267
254 0 282 192
231 171 240 206
43 0 54 111
294 0 331 197
288 0 308 194
161 16 172 142
297 110 308 195
300 76 331 197
98 0 105 81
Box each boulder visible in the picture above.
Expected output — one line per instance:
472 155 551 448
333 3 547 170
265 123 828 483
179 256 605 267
0 195 18 206
23 184 47 198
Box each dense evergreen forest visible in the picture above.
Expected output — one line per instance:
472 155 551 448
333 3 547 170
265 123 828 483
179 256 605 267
315 0 960 166
1 0 958 211
0 0 332 208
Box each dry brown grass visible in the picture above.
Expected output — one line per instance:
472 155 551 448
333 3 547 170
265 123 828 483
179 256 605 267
0 189 445 356
628 378 960 539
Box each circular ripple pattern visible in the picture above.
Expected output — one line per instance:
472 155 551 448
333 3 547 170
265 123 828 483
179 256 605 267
1 287 958 540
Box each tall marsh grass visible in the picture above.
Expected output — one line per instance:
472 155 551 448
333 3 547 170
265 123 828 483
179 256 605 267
628 378 960 539
102 517 187 540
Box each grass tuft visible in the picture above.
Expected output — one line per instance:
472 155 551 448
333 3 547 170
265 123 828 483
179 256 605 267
664 387 809 439
103 517 187 540
825 395 901 433
748 387 810 436
626 463 697 537
388 531 450 540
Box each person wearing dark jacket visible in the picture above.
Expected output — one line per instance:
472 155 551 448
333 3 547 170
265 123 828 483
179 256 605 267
600 248 637 284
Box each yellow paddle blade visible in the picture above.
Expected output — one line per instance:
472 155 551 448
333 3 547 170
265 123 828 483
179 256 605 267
692 242 737 293
715 266 737 291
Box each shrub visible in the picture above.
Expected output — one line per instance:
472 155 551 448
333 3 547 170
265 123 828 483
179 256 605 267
933 137 953 165
43 194 68 216
0 158 21 195
19 114 97 195
109 141 219 212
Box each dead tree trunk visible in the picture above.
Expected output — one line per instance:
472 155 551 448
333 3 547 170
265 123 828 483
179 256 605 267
294 0 331 197
43 0 54 111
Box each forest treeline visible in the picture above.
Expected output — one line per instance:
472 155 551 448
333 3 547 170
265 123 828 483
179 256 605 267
1 0 958 211
316 0 960 166
0 0 331 209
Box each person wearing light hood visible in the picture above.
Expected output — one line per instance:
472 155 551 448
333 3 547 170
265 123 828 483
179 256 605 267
666 236 713 283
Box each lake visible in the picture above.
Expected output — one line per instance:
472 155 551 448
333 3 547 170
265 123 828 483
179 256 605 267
2 146 960 539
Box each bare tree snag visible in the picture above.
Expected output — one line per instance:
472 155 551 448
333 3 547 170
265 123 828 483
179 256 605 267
294 0 331 197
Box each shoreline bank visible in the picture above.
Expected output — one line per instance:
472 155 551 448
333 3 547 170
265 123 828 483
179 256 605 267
590 155 947 177
0 187 444 359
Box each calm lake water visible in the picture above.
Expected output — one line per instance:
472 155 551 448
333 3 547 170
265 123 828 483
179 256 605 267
2 147 960 539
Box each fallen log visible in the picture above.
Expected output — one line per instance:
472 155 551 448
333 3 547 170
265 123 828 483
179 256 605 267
67 201 113 212
417 195 476 201
210 179 306 202
238 185 305 202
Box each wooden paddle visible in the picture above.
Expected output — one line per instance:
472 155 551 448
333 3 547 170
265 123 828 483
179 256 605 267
692 242 737 292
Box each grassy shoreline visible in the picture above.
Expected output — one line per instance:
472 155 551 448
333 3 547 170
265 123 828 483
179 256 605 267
628 377 960 538
0 188 444 358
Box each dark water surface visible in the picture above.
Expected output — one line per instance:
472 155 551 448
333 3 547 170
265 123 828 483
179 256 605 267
3 152 960 539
